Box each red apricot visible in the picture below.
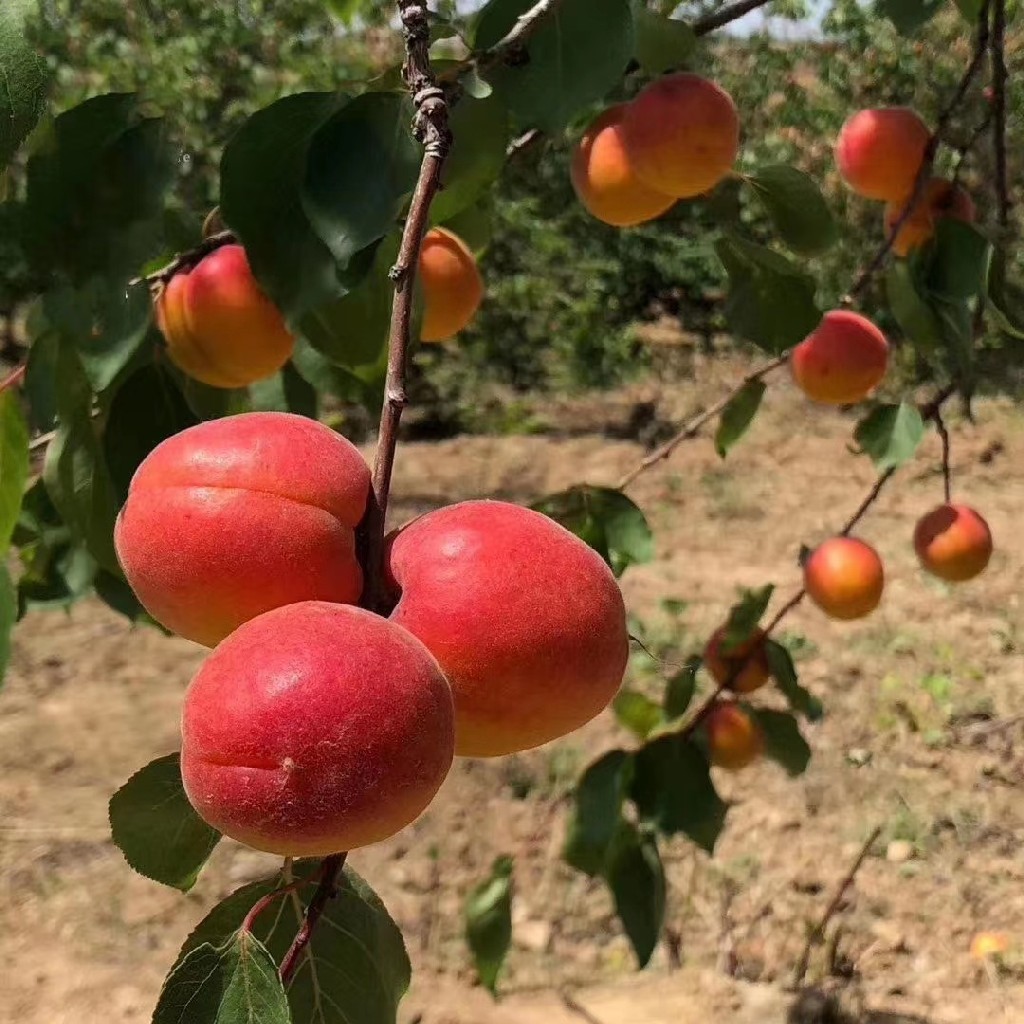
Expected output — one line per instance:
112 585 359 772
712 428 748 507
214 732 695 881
622 73 740 199
790 310 889 406
114 412 370 647
835 107 930 202
181 602 454 856
705 702 763 770
571 105 676 227
386 500 629 757
703 626 771 694
156 244 294 389
883 177 975 257
804 536 884 620
419 228 484 342
914 503 993 582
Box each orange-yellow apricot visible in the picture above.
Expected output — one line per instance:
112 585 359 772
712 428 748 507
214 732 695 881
386 500 629 757
790 310 889 405
114 412 370 647
570 105 676 227
622 73 740 199
181 602 454 856
835 107 930 202
883 177 976 257
970 932 1011 960
704 626 771 694
419 228 484 342
156 244 294 389
914 503 993 582
705 702 764 770
804 536 884 620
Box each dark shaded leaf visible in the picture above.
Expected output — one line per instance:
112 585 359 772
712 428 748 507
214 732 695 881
721 585 774 652
853 401 924 471
715 379 765 458
747 706 812 776
632 3 697 74
924 218 990 302
746 165 837 254
875 0 943 34
663 658 699 720
765 640 824 721
465 855 514 995
605 822 665 968
564 749 633 876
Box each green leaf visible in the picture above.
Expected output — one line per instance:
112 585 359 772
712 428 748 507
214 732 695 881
630 733 728 853
746 707 812 776
532 485 653 577
0 0 49 171
153 932 290 1024
987 248 1024 340
181 861 412 1024
465 855 514 996
853 401 925 471
290 337 385 414
954 0 984 19
109 753 221 892
94 568 164 627
715 235 821 354
220 91 348 320
24 94 173 282
745 165 838 255
613 689 664 740
474 0 635 134
721 585 774 652
564 749 633 876
714 379 765 458
0 391 30 550
631 3 698 74
248 364 319 418
325 0 370 22
0 564 15 687
875 0 943 34
924 219 990 302
887 260 943 353
440 199 494 256
302 91 421 271
764 640 824 721
663 658 698 720
431 95 509 224
605 822 665 968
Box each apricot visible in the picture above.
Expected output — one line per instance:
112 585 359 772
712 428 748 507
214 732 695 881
790 310 889 405
703 626 771 694
835 107 930 202
970 932 1011 960
705 702 763 770
621 73 740 199
181 602 454 856
914 503 993 582
883 177 975 257
804 536 884 620
419 227 484 342
156 244 294 389
114 412 370 647
570 105 676 227
385 500 629 757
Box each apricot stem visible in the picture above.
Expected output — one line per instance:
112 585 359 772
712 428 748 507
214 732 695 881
934 408 953 504
0 364 25 394
239 881 307 936
279 853 348 985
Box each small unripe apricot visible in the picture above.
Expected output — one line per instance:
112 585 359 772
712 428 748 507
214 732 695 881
704 626 771 694
914 503 993 582
884 178 976 257
622 73 740 199
114 412 370 647
181 602 454 857
804 536 884 620
970 931 1011 959
790 310 889 406
386 500 628 757
705 702 763 770
157 244 294 389
419 228 484 342
570 105 676 227
835 108 930 202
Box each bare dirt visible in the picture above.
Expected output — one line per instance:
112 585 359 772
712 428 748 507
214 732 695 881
1 355 1022 1024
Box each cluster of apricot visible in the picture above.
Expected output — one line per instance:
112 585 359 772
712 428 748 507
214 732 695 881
836 107 975 256
114 412 630 856
155 227 483 389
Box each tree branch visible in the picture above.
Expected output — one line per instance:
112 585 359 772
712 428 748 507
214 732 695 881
843 1 991 305
130 230 236 289
0 364 26 395
693 0 776 36
990 0 1010 228
477 0 562 67
616 354 788 491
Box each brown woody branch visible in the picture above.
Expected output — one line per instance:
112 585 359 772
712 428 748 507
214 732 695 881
694 0 776 36
0 364 26 395
990 0 1010 228
476 0 562 67
275 0 453 984
131 230 236 290
843 1 991 305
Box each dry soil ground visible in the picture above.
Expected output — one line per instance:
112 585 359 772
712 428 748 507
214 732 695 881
1 355 1022 1024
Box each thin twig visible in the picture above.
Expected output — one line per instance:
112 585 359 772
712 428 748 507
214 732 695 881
990 0 1010 228
951 110 993 185
693 0 775 35
791 825 883 986
843 2 991 305
130 230 236 289
279 853 348 985
616 354 788 490
239 882 307 935
0 364 26 394
477 0 561 67
934 408 952 503
560 990 608 1024
506 127 543 159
